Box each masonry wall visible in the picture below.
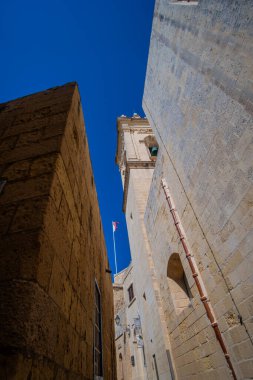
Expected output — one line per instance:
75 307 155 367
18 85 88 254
0 83 115 379
143 0 253 378
126 168 174 380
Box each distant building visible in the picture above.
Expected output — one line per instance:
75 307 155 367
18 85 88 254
113 264 149 380
0 83 116 379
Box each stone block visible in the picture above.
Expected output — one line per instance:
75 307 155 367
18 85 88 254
0 203 17 235
43 197 72 273
0 174 53 206
0 135 19 151
2 159 31 181
48 256 67 309
50 172 63 210
239 359 253 378
16 129 44 147
0 230 40 281
30 153 58 177
37 232 55 291
0 354 32 380
10 196 48 233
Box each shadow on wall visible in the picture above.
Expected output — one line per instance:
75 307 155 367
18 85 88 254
167 253 192 314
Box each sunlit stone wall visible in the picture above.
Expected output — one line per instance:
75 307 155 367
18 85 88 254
143 0 253 378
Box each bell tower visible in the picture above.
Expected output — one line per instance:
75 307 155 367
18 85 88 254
115 114 173 379
115 113 158 214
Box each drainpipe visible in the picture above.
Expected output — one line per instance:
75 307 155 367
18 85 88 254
161 178 237 380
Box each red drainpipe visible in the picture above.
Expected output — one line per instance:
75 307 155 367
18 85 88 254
161 178 237 380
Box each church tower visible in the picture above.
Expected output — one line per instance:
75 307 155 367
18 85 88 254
115 114 175 380
116 113 157 212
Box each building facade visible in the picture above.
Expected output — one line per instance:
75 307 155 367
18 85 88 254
115 115 175 380
113 265 148 380
142 0 253 379
0 83 116 379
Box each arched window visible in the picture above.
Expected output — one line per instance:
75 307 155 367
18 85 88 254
167 253 192 314
144 135 159 160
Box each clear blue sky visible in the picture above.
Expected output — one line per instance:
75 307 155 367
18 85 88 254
0 0 155 275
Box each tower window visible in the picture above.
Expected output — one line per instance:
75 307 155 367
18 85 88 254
144 135 159 160
128 283 134 303
149 146 158 157
94 282 103 378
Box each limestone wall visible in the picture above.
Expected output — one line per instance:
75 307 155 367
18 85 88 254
0 83 115 379
126 169 174 380
143 0 253 378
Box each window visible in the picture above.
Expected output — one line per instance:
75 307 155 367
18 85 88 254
167 253 192 314
143 345 147 367
149 146 158 157
144 135 159 161
94 282 103 378
128 284 134 303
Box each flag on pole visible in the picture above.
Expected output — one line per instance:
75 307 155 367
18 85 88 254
112 221 119 232
112 221 119 274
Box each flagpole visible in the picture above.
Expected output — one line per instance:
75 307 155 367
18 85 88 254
112 223 118 274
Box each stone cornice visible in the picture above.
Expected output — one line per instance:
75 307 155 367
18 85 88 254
121 126 153 134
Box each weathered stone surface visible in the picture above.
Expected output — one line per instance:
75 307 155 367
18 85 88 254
0 83 115 379
142 0 253 378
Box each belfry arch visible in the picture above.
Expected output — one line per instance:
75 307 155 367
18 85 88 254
143 135 159 158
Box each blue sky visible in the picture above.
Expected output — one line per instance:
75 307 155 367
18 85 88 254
0 0 155 275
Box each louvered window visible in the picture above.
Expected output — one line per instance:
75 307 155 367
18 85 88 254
128 284 134 303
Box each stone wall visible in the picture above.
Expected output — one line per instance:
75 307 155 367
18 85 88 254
143 0 253 378
0 83 115 379
125 167 174 380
